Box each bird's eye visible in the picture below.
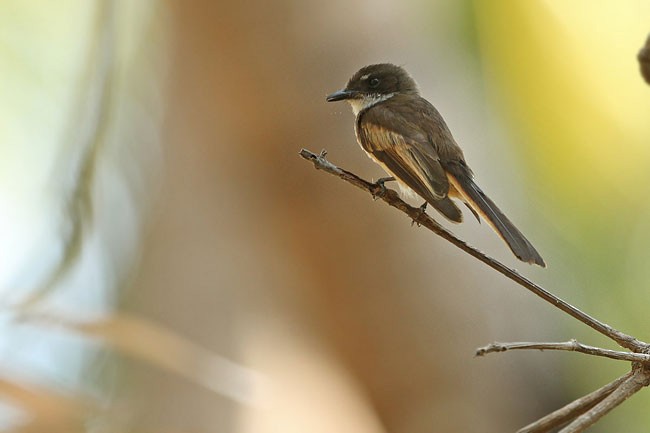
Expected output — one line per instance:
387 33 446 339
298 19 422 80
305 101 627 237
369 78 380 88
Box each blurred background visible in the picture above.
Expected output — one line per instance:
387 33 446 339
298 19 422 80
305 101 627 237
0 1 649 432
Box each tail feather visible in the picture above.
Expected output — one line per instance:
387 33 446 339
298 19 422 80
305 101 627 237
430 197 463 223
447 171 546 267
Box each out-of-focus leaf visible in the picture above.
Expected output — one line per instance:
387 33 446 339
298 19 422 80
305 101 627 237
22 312 264 405
0 375 95 428
474 0 650 215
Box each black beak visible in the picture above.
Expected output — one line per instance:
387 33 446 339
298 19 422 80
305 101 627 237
326 89 356 102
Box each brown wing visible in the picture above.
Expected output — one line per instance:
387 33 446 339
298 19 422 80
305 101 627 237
356 95 468 222
356 95 456 203
359 125 449 203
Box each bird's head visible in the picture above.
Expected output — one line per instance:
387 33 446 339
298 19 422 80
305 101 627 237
326 63 418 114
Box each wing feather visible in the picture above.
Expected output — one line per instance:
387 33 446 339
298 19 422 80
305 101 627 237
358 121 448 202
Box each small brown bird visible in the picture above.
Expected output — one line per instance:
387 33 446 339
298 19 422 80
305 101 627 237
327 63 545 267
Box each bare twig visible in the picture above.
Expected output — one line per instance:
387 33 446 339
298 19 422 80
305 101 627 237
517 372 633 433
476 340 650 363
559 369 650 433
299 148 642 352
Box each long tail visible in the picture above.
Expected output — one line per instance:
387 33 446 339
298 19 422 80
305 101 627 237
446 168 546 267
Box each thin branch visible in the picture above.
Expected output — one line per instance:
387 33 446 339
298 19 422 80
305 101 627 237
559 369 650 433
476 340 650 363
517 372 633 433
299 148 642 351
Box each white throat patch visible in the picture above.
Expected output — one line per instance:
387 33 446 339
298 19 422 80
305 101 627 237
348 93 395 116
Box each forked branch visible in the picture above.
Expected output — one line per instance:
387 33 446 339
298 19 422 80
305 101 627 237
299 148 650 432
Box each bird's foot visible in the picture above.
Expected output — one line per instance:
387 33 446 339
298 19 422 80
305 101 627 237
371 176 395 200
411 202 428 227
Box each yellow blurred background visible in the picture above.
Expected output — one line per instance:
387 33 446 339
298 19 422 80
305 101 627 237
0 1 649 432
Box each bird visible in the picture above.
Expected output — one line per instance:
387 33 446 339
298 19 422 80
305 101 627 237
326 63 545 267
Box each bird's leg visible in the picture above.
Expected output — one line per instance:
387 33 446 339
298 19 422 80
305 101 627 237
411 201 428 227
371 176 395 200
